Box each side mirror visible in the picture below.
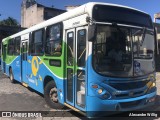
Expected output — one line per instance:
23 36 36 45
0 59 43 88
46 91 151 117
88 24 96 42
154 27 159 55
86 16 96 42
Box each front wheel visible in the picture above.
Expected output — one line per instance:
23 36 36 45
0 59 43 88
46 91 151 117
44 81 64 109
9 68 15 83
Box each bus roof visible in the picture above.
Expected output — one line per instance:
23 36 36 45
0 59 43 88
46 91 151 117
2 2 149 42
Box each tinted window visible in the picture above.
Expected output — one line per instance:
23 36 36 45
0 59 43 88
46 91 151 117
45 23 62 56
77 29 86 67
31 29 44 55
8 39 14 55
93 25 133 77
93 5 153 28
14 37 21 55
67 32 74 66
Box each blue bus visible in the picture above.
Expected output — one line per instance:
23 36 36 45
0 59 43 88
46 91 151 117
1 2 157 117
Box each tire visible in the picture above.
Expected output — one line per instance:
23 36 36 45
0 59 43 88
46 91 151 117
44 81 64 109
9 68 15 83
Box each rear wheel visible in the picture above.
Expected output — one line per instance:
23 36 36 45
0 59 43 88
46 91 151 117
44 81 64 109
9 68 15 83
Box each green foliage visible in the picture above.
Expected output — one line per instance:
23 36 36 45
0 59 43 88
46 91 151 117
0 17 19 26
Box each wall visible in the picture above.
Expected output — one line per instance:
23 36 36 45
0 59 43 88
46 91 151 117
22 4 44 28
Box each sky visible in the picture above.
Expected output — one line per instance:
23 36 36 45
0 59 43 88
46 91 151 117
0 0 159 24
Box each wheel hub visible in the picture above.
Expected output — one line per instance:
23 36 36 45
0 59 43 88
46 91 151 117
49 87 58 102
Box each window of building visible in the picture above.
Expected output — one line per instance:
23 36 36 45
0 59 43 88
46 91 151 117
44 11 56 20
31 29 44 56
45 23 62 56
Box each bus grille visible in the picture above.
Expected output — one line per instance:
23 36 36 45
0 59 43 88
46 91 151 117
115 90 144 98
109 80 149 91
120 99 144 108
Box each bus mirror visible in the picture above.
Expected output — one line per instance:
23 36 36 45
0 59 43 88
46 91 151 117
88 24 96 42
154 27 159 55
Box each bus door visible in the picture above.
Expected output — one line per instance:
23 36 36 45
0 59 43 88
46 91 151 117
65 27 87 110
2 45 7 73
21 41 28 83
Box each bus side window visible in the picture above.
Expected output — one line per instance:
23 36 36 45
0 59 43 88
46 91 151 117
77 29 86 67
45 23 62 56
8 39 14 55
14 37 21 55
31 29 44 56
67 32 74 66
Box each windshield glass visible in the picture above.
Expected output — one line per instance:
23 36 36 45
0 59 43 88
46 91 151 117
93 25 155 77
93 5 153 29
132 29 154 76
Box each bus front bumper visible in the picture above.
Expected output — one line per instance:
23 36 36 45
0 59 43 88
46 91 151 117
86 91 156 117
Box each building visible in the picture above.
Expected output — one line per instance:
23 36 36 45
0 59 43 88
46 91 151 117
21 0 66 28
154 13 160 22
65 5 80 11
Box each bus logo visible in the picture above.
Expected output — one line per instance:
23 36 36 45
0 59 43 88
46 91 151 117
27 57 43 86
32 57 39 76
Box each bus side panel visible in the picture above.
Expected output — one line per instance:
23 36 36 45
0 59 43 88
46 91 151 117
5 56 21 82
26 56 65 104
12 56 21 82
26 56 44 93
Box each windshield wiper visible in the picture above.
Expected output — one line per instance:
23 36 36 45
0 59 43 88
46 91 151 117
132 27 147 46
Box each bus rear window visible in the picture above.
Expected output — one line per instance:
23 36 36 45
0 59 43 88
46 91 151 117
93 5 153 28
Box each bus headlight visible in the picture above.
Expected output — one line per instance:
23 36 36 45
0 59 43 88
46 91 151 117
96 88 111 99
146 81 156 93
146 74 156 89
97 88 103 94
152 82 156 87
90 83 111 99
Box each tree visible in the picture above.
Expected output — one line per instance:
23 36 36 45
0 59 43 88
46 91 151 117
0 17 19 26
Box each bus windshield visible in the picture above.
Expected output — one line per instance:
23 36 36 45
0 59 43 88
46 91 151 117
93 25 154 77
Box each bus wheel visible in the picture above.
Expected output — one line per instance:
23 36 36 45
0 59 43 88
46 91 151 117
9 68 15 83
44 81 64 109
